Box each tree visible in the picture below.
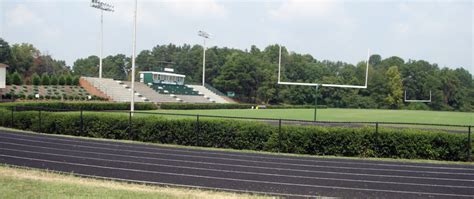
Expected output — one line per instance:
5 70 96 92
5 72 11 85
32 73 41 85
0 38 11 63
41 73 50 85
8 43 39 74
384 66 403 109
12 72 23 85
369 54 381 67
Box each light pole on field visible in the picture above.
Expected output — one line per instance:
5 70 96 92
130 0 137 114
90 0 114 80
198 30 210 86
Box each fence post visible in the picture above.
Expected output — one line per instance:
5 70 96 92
80 108 84 135
278 119 282 152
468 126 472 162
38 109 42 132
128 111 132 139
196 114 200 147
376 122 379 134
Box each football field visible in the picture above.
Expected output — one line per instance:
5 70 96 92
147 108 473 126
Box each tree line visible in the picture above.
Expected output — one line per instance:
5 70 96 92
1 38 472 111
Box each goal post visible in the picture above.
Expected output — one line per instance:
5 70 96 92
404 90 432 103
276 45 370 121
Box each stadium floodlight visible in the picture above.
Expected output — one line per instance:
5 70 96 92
404 90 432 103
198 30 211 86
277 45 370 121
130 0 137 114
91 0 114 80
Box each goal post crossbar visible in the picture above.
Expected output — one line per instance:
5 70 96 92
277 45 370 89
404 90 432 103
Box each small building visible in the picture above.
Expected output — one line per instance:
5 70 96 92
0 63 7 89
139 71 186 85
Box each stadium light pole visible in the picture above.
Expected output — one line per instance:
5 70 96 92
130 0 137 114
90 0 114 80
198 31 210 86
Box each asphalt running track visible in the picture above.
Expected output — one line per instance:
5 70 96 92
0 130 473 198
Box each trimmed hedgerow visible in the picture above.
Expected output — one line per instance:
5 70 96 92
159 103 328 110
160 103 254 110
0 108 469 161
0 101 158 111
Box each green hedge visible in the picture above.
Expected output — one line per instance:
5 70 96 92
0 108 469 161
159 103 328 110
0 102 158 111
160 103 254 110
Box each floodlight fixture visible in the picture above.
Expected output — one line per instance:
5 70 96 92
91 0 114 80
277 45 370 121
198 30 211 86
404 90 432 103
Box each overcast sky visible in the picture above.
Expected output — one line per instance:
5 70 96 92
0 0 472 74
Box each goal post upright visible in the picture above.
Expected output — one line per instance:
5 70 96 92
277 45 370 121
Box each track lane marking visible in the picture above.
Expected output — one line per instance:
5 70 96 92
1 136 472 177
2 130 472 171
1 154 473 198
2 147 472 189
2 142 472 184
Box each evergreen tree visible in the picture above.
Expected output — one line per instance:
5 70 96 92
41 73 50 85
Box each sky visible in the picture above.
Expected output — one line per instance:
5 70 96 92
0 0 472 74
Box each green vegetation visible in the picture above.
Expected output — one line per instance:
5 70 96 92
0 165 266 199
0 101 157 111
159 103 327 110
149 108 473 126
0 85 103 101
0 109 470 161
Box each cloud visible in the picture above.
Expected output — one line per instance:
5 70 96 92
6 4 42 26
109 0 227 26
269 0 342 20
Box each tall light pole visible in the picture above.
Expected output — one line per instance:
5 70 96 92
130 0 137 113
91 0 114 79
198 30 210 86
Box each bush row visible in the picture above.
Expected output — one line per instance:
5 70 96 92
159 103 328 110
6 72 80 86
0 108 469 161
0 102 158 111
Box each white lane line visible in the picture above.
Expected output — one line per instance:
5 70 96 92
1 136 472 177
6 164 320 198
1 154 473 198
2 141 473 183
3 147 472 189
2 131 472 171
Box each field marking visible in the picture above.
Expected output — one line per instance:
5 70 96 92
2 130 471 171
3 147 472 190
6 164 319 198
1 154 473 198
1 135 472 177
1 141 473 184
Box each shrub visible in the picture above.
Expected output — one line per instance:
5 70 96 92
32 73 41 85
41 74 50 85
72 76 80 86
58 76 66 85
12 72 22 85
65 74 73 85
160 103 254 110
5 72 12 85
0 101 158 111
50 76 58 85
0 108 469 161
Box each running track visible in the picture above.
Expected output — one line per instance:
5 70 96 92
0 129 473 198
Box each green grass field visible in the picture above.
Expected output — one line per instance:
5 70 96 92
143 108 473 126
0 165 268 199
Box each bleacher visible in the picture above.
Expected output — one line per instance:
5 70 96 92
150 83 200 96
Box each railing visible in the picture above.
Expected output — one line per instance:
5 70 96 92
1 106 472 161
